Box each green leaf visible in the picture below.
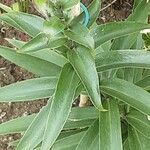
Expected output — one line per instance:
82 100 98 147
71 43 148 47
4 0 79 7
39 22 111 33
68 107 98 121
64 23 94 50
87 0 101 28
52 131 84 150
123 138 130 150
16 101 51 150
95 50 150 72
92 21 150 47
0 77 57 102
128 125 150 150
68 45 103 110
126 109 150 139
41 63 79 150
57 0 79 10
136 76 150 90
5 38 26 49
43 17 65 35
0 11 44 37
76 120 99 150
99 99 123 150
20 33 49 53
133 0 143 9
0 3 12 12
29 49 68 67
111 0 150 50
0 46 61 77
0 114 36 135
33 0 47 17
0 110 95 136
101 78 150 116
64 119 95 130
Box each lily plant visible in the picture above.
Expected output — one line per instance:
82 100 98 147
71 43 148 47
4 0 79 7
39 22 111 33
0 0 150 150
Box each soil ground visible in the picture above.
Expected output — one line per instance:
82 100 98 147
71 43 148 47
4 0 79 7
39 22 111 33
0 0 133 149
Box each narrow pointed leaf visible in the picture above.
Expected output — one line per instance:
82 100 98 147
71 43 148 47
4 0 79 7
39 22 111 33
96 50 150 72
101 78 150 116
69 107 98 121
99 99 123 150
41 63 79 150
16 101 51 150
33 0 47 17
0 77 57 102
5 38 26 49
136 76 150 90
0 12 44 37
30 49 68 67
0 114 36 135
57 0 79 10
126 109 150 139
68 45 103 110
52 131 84 150
0 46 61 77
43 16 65 35
0 109 94 136
88 134 99 150
128 126 150 150
0 3 12 12
76 120 99 150
64 23 94 50
20 33 49 52
123 139 130 150
111 0 150 50
64 119 95 130
92 21 150 47
87 0 101 28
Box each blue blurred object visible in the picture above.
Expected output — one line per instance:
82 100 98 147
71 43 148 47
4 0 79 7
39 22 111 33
80 2 90 26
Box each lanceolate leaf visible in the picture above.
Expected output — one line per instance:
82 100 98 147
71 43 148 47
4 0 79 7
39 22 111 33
87 0 101 28
0 3 12 12
68 45 103 110
41 63 79 150
128 126 150 150
0 11 44 37
0 114 36 135
92 21 150 47
123 138 130 150
0 77 57 102
95 50 150 72
5 38 26 49
52 131 84 150
64 23 94 50
136 76 150 90
0 46 61 77
0 108 95 136
111 0 150 50
30 49 68 67
57 0 79 10
20 33 49 53
33 0 47 17
76 120 99 150
64 119 95 130
126 109 150 139
99 99 123 150
68 107 98 121
101 78 150 116
43 17 65 35
88 134 99 150
16 101 52 150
